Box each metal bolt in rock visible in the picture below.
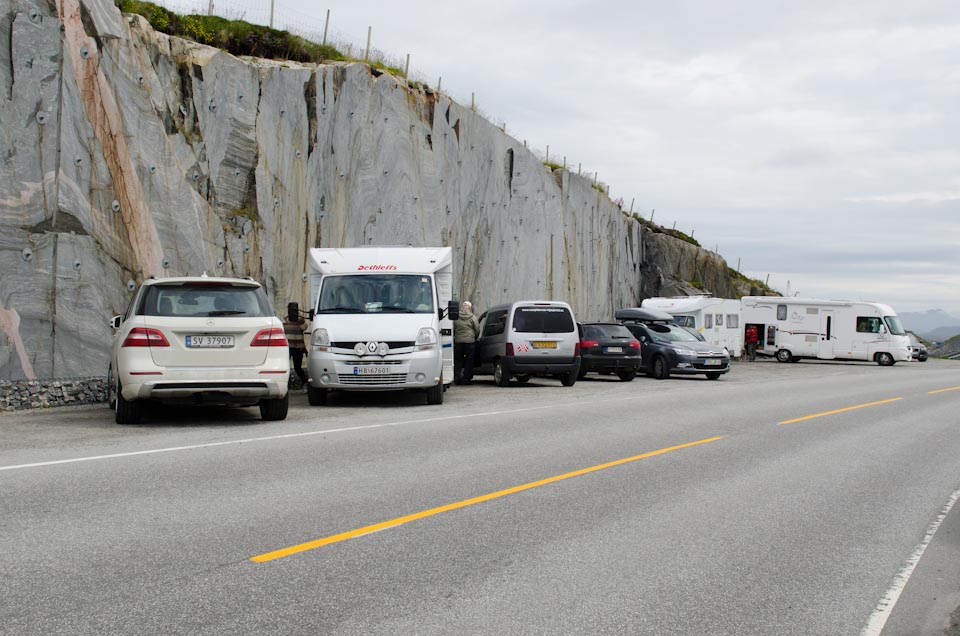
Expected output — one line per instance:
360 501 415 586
28 9 40 21
73 259 81 270
243 243 250 253
74 157 83 166
111 200 121 212
216 259 224 269
149 165 156 174
301 272 308 282
36 111 47 125
80 47 90 59
126 279 136 291
21 248 33 262
162 258 170 269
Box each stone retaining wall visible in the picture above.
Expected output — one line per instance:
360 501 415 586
0 377 108 412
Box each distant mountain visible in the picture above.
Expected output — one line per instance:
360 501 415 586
898 309 960 340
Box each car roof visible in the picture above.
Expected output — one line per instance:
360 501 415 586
143 276 261 288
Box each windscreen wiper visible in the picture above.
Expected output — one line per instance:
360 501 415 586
315 306 361 314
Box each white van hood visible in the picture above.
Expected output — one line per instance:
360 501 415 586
314 314 434 343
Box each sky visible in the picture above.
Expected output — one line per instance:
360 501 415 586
184 0 960 316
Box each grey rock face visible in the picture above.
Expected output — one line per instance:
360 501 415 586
0 0 732 380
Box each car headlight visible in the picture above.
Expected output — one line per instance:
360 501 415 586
312 328 330 351
671 347 696 356
415 327 438 351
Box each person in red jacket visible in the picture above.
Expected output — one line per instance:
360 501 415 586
744 325 759 361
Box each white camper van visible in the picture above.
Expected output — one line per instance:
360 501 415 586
306 247 458 405
641 296 743 355
740 297 911 366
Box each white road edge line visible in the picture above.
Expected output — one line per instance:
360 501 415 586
860 487 960 636
0 396 639 473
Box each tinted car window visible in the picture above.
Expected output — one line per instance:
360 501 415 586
482 310 508 337
647 323 700 343
584 324 633 339
513 307 574 333
140 284 271 317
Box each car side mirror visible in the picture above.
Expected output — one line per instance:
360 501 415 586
110 315 122 330
287 302 299 322
445 299 460 321
309 308 315 320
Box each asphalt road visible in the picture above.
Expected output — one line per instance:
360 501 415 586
2 358 960 635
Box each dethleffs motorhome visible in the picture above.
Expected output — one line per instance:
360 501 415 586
641 296 743 355
740 296 911 365
306 247 458 405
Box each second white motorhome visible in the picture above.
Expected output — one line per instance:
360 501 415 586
306 247 459 405
641 296 743 355
740 296 911 365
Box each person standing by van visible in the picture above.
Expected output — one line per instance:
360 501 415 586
454 301 481 385
744 324 759 361
284 303 308 388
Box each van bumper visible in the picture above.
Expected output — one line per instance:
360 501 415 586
307 348 443 390
506 356 581 375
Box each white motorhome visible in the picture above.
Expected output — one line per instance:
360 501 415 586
641 296 743 355
306 247 458 405
740 296 911 365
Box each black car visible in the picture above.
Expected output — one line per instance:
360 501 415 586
577 322 642 381
616 308 730 380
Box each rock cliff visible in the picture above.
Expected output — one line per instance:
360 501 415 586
0 0 736 380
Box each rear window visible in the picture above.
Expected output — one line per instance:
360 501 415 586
139 284 272 317
513 306 574 333
583 324 634 339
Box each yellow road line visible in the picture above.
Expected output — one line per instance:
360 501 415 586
250 435 725 563
929 386 960 395
779 398 903 425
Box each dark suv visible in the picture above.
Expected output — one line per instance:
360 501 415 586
616 308 730 380
577 322 642 381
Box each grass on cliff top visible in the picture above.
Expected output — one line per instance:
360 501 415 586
727 267 779 296
115 0 410 71
627 213 701 248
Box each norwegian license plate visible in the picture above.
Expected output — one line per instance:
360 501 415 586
604 346 623 353
532 341 557 349
186 335 234 348
354 366 391 375
704 358 722 366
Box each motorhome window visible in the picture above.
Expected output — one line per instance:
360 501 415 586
716 314 724 326
648 323 700 343
726 314 739 329
483 310 507 337
140 284 271 317
513 307 574 333
673 315 695 328
856 316 883 333
317 275 434 314
883 316 906 335
777 305 787 320
704 314 713 329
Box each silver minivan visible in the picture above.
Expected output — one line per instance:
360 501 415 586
475 301 581 387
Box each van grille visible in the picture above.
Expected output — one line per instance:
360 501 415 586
337 373 408 385
332 341 414 349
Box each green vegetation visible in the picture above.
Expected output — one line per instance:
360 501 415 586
591 183 605 193
543 161 563 171
117 0 347 65
727 266 779 296
664 228 699 247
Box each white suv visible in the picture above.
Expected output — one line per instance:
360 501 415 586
107 276 290 424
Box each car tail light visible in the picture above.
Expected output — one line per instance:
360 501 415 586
122 328 169 347
580 339 599 349
505 342 514 357
251 328 289 347
628 340 641 349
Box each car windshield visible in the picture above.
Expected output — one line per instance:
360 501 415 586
673 315 695 328
140 284 271 317
584 324 634 339
317 274 435 314
647 323 701 343
513 307 574 333
884 316 906 336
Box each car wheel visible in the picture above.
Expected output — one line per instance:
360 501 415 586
560 370 577 387
260 394 289 421
705 372 721 380
652 356 669 380
617 370 636 382
776 349 793 363
307 385 328 406
115 380 142 425
876 352 895 367
494 358 511 387
514 374 530 384
106 366 116 410
426 382 444 404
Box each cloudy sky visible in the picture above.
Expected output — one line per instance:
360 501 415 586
191 0 960 315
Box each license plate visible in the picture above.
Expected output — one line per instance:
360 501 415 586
704 358 722 366
354 366 391 375
532 341 557 349
186 335 234 348
604 346 623 353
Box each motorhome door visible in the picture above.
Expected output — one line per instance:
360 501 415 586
819 309 836 359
